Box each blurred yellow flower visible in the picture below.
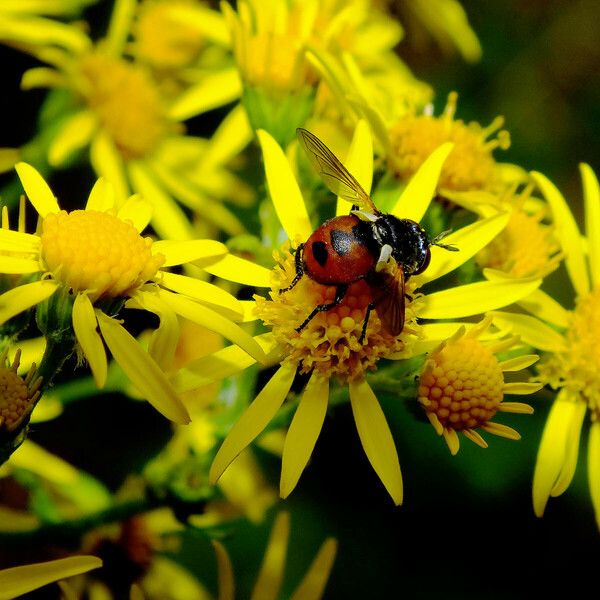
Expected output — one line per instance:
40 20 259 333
179 123 542 505
418 316 540 454
0 163 264 423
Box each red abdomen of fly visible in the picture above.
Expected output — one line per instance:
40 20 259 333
302 214 376 286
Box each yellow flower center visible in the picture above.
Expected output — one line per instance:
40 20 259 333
387 92 510 192
477 206 560 278
77 52 178 159
537 288 600 420
0 350 42 433
40 210 165 301
254 243 419 383
133 0 205 70
418 337 504 430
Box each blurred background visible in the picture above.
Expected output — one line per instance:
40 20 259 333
1 1 599 598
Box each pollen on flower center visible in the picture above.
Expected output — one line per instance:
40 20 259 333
418 337 503 430
77 52 178 159
537 288 600 420
254 242 419 383
41 209 165 301
387 92 510 192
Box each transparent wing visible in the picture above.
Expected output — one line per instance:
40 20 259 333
371 268 405 337
297 128 378 213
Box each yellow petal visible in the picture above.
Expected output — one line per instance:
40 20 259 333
127 161 193 240
105 0 136 57
157 289 265 363
0 556 102 599
173 333 281 393
517 289 569 328
72 293 107 388
349 378 403 505
257 129 312 241
202 104 252 170
0 228 40 253
168 69 242 121
391 142 454 223
289 538 337 600
117 194 152 233
48 110 96 167
532 391 583 517
588 422 600 531
209 363 296 484
85 177 115 212
170 3 230 46
250 512 290 600
419 278 541 320
96 312 190 424
442 427 460 455
280 374 329 498
90 130 129 204
151 239 228 267
20 67 65 90
15 162 59 216
336 119 373 216
415 211 510 285
502 382 544 395
0 256 42 274
581 163 600 287
0 280 58 325
157 272 242 320
212 541 235 600
490 310 566 352
532 170 589 297
498 354 539 372
203 254 272 288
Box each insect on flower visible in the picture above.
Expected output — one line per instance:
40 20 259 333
282 128 459 343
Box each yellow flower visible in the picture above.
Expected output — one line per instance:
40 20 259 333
178 122 542 504
212 512 337 600
0 556 102 599
490 165 600 528
7 0 247 239
0 163 265 424
418 317 540 454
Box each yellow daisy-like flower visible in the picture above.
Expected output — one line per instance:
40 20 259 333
491 164 600 528
0 556 102 600
0 163 265 424
6 0 247 239
177 122 542 504
212 512 337 600
418 316 540 454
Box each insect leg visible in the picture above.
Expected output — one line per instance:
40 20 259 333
279 243 305 294
295 284 348 332
359 301 376 344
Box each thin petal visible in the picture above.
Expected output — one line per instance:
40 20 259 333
490 310 566 352
96 312 190 424
498 355 539 372
391 142 454 223
157 272 242 320
90 131 129 204
497 402 534 414
168 69 242 121
289 538 337 600
517 289 569 328
117 195 152 233
280 374 329 498
349 378 403 505
15 162 59 216
250 512 290 600
0 556 102 599
419 278 541 320
48 110 96 167
202 104 252 170
0 280 58 325
72 293 107 388
209 364 296 484
105 0 136 57
502 382 544 395
0 256 42 273
85 177 115 212
581 163 600 287
481 422 521 440
463 429 488 449
442 428 460 455
151 239 228 267
532 171 589 296
414 212 510 285
203 254 272 287
157 289 265 363
532 391 583 517
257 129 312 241
336 119 373 216
588 422 600 531
212 541 235 600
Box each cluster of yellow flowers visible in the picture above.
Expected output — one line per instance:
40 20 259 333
0 0 597 597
